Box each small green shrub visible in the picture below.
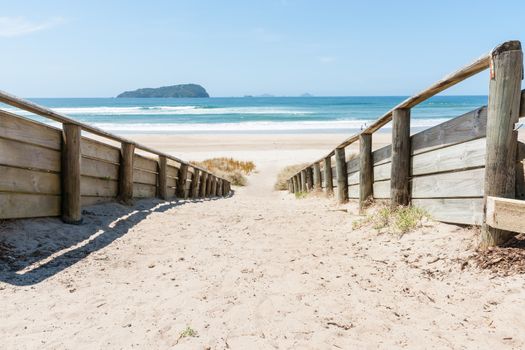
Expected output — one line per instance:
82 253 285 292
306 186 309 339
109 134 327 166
352 205 429 235
179 326 198 338
295 191 308 199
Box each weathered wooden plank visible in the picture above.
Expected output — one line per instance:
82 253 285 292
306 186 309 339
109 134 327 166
81 137 120 164
374 162 391 182
81 157 119 180
486 196 525 234
372 145 391 165
133 169 158 186
0 165 61 195
177 163 189 198
324 156 333 195
62 124 82 224
411 168 485 198
0 110 61 150
346 156 360 173
411 107 487 155
348 171 360 185
359 133 373 209
133 183 157 198
412 137 486 176
166 164 179 180
81 196 114 207
373 180 391 199
349 184 359 199
0 193 61 219
0 137 60 172
133 154 158 173
412 198 484 225
158 155 168 200
166 176 177 188
81 176 118 197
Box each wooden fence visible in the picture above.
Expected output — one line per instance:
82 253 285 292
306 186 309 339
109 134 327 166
0 94 231 223
287 40 524 247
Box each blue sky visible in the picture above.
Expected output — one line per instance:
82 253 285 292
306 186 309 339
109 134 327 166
1 0 523 97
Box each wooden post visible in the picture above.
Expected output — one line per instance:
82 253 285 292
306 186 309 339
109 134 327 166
482 41 523 247
190 168 200 199
359 133 373 211
199 172 208 198
217 178 223 196
292 175 299 193
118 141 135 205
300 170 307 192
61 123 82 224
176 163 188 198
224 181 230 195
158 155 168 200
206 175 213 197
313 162 322 190
306 167 314 191
324 156 333 196
211 176 217 196
390 108 411 207
335 147 348 204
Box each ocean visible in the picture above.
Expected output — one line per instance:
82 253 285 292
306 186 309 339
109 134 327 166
3 96 487 134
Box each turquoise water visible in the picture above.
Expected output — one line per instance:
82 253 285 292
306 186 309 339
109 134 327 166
3 96 487 134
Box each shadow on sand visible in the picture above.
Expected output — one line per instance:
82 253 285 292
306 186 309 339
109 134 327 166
0 192 233 286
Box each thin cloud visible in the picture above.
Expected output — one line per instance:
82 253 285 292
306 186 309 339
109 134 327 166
319 56 337 64
0 17 64 38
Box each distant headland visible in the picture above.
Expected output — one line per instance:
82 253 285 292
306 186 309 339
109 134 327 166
117 84 209 98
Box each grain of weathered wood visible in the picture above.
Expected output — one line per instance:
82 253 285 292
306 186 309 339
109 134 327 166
0 193 61 219
133 183 157 198
166 164 179 180
348 184 359 199
300 170 307 192
133 154 158 173
412 137 486 176
486 196 525 234
133 169 158 186
81 196 114 207
313 162 322 190
373 180 391 199
292 175 298 193
0 165 61 195
190 168 200 198
118 142 135 204
210 175 217 197
199 172 208 198
80 176 118 197
374 162 391 182
62 124 82 224
348 171 360 185
177 163 189 198
335 147 348 203
0 137 61 172
81 137 120 164
346 156 360 173
81 157 119 180
217 178 223 197
412 168 485 198
391 108 411 207
0 110 61 150
411 107 487 155
324 156 333 195
412 198 484 225
158 155 168 200
206 174 213 197
306 167 314 191
359 133 373 209
372 145 391 165
482 41 523 247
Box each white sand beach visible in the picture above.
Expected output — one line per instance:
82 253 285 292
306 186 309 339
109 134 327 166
1 133 524 349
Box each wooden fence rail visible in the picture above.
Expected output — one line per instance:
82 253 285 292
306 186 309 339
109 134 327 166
0 94 231 223
287 40 524 247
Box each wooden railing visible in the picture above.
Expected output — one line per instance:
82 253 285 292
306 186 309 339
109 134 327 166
287 40 524 247
0 92 231 224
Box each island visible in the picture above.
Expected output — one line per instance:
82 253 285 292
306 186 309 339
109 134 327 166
117 84 209 98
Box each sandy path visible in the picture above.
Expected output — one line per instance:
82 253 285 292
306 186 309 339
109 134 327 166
1 156 525 349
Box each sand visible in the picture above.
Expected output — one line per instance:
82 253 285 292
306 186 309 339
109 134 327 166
1 133 524 349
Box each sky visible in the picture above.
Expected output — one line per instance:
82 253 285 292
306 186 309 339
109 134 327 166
0 0 524 98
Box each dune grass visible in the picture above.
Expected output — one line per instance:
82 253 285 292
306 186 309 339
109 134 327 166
352 205 429 235
274 163 308 190
191 157 256 186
